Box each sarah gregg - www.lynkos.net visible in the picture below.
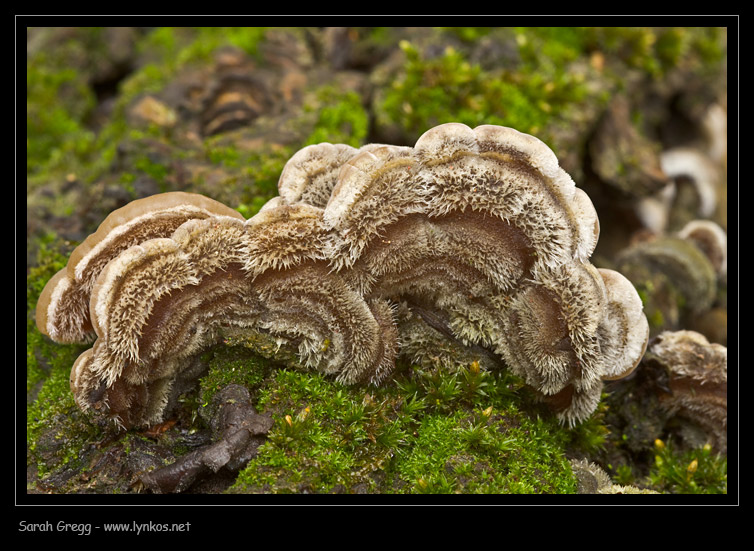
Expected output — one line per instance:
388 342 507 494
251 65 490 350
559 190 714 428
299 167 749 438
18 520 192 535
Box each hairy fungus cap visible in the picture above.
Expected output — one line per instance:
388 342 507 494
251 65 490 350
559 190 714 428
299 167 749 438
324 144 420 270
570 458 659 494
36 192 244 343
318 122 638 424
414 123 600 267
243 201 334 276
41 123 648 428
649 330 727 452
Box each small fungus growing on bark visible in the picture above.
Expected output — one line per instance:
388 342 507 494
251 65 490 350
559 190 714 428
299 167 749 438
38 123 649 429
677 219 727 277
649 330 727 452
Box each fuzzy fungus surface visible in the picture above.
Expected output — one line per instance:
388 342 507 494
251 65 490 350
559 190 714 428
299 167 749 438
37 123 649 429
649 330 727 452
36 192 245 344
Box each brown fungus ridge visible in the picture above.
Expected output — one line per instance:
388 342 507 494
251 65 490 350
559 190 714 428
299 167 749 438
353 210 537 300
277 142 360 208
492 262 615 426
70 209 398 428
597 269 650 382
324 144 425 270
241 201 335 277
36 192 244 343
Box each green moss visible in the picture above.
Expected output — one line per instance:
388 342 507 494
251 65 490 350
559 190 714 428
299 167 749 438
26 60 96 179
177 28 267 66
198 347 273 410
136 27 269 73
612 463 637 486
26 26 728 494
441 27 494 43
23 236 608 494
201 136 294 213
653 28 688 69
26 235 73 393
26 344 98 471
126 27 269 103
395 407 576 494
26 234 104 481
566 398 610 455
134 155 170 186
690 27 726 65
230 369 398 493
304 87 369 148
593 27 664 76
586 27 726 78
513 26 589 68
26 237 92 468
376 27 725 143
30 26 274 203
118 63 172 103
649 439 727 494
206 144 242 168
227 359 577 494
380 41 484 133
201 83 370 215
379 37 590 139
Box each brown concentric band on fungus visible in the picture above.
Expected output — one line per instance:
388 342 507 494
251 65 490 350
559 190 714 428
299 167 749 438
413 123 600 265
41 122 649 429
36 192 244 343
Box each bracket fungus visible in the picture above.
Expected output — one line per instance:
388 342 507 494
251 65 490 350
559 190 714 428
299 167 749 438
35 192 245 344
616 219 726 335
37 123 649 429
648 330 727 453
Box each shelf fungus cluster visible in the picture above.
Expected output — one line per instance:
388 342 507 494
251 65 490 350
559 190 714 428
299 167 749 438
37 123 649 429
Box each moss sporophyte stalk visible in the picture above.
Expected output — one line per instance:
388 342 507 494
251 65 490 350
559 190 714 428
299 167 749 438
649 439 726 494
